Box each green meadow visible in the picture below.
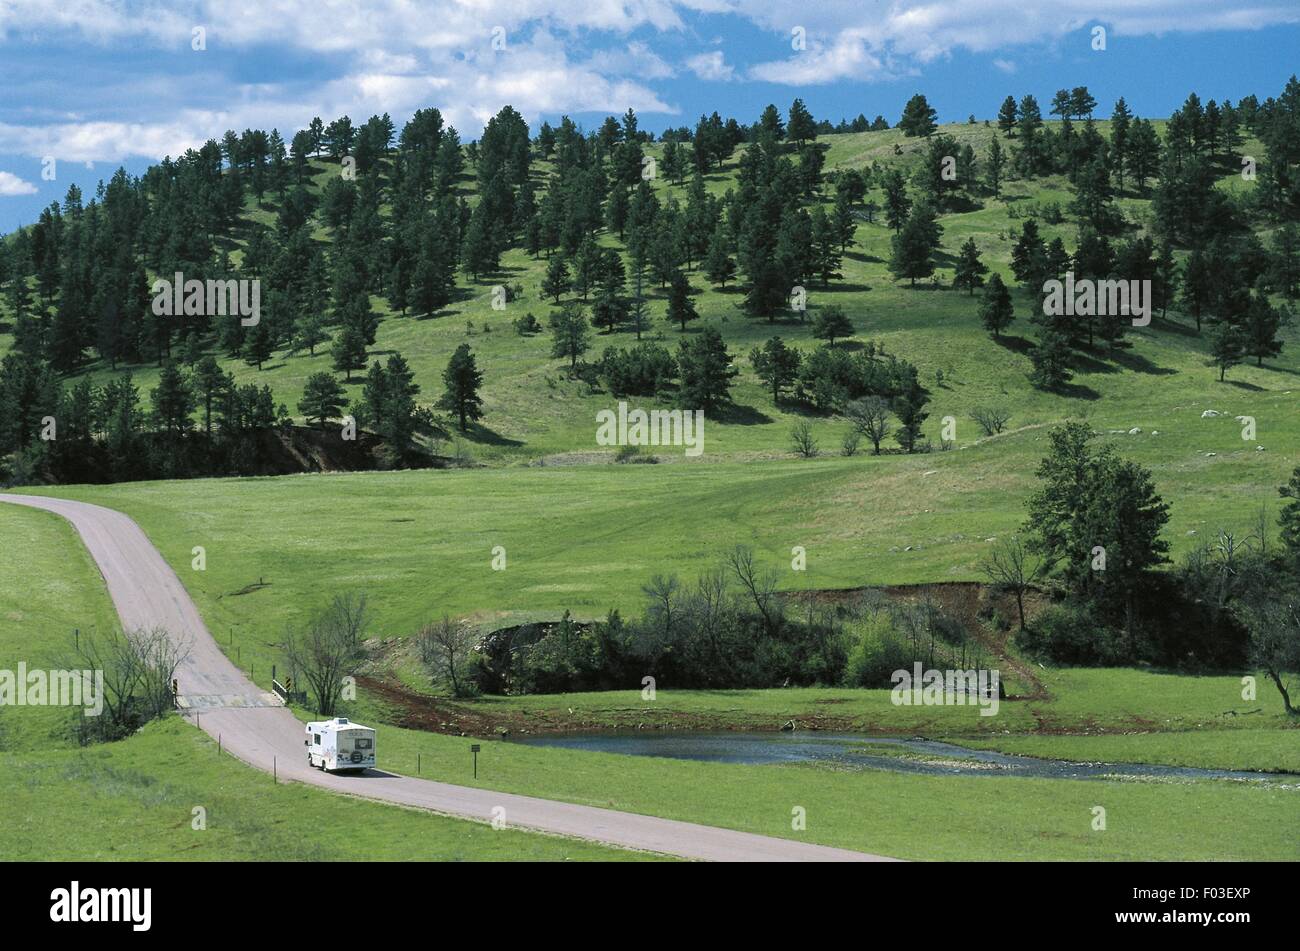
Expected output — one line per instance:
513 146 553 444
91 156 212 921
0 503 650 861
6 119 1300 860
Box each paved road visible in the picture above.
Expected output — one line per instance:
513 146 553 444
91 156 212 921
3 493 893 862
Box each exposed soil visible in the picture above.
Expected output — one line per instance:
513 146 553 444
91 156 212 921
359 581 1061 737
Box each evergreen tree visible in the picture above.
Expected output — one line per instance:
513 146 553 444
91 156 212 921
549 302 591 372
1030 328 1074 390
1241 289 1285 366
193 356 226 438
953 238 988 295
437 343 484 433
676 327 736 412
150 361 195 439
883 170 912 233
898 94 938 137
889 210 938 286
750 336 802 402
542 255 571 304
242 320 274 370
987 136 1006 198
331 321 367 381
298 371 347 430
787 98 817 146
978 273 1015 339
997 95 1019 137
666 270 699 332
703 223 737 287
812 305 853 347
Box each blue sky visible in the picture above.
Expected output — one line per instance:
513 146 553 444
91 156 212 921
2 0 1298 233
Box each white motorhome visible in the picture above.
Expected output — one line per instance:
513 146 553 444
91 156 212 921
305 717 376 773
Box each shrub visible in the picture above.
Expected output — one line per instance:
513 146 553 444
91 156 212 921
843 613 915 687
1016 601 1129 665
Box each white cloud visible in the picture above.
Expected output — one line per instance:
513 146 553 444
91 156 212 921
748 31 888 85
685 50 734 81
1 0 1296 161
0 170 37 195
740 1 1300 81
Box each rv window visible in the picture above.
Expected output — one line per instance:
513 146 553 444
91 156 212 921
312 734 321 745
355 737 373 749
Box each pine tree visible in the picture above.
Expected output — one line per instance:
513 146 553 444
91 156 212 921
1242 289 1285 367
812 305 853 347
242 320 274 370
331 322 367 381
549 302 591 372
676 327 736 412
1030 327 1074 390
979 273 1015 339
787 98 817 146
437 343 484 432
953 238 988 295
666 270 699 331
150 361 195 438
987 137 1006 198
292 309 328 356
889 212 937 287
898 94 938 137
298 371 346 430
997 96 1019 137
703 223 737 287
542 255 571 304
750 336 802 402
883 170 911 233
193 356 226 438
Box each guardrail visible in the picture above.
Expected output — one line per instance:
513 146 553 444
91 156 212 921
272 679 307 705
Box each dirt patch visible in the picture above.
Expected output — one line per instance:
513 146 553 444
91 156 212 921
788 581 1052 700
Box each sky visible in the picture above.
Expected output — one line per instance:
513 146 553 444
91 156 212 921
1 0 1298 232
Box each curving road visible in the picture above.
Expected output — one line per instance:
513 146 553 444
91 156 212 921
2 493 892 862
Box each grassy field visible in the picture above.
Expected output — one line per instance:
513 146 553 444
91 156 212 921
0 503 650 861
326 713 1299 861
5 120 1299 861
3 123 1293 472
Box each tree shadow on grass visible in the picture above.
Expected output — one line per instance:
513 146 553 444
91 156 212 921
1222 379 1266 391
993 334 1035 355
459 422 525 447
1109 348 1176 376
1069 350 1120 375
712 402 773 425
1052 380 1102 400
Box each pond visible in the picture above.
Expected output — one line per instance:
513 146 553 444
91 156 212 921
509 731 1291 783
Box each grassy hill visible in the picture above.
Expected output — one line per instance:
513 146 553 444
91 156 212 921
6 121 1293 470
0 502 651 861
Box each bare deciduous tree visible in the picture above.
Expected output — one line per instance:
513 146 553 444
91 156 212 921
979 536 1043 630
417 615 478 697
969 406 1012 437
727 545 781 637
324 591 370 653
845 396 892 455
790 420 818 457
66 626 188 742
282 606 360 717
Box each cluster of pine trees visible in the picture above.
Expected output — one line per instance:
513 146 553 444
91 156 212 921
2 77 1299 483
